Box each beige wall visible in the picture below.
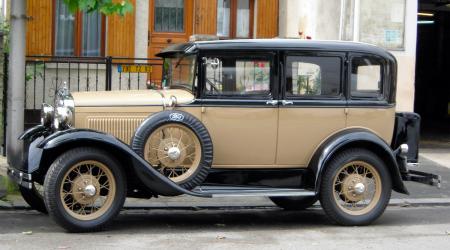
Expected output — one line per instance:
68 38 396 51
391 0 417 112
279 0 417 112
134 0 149 60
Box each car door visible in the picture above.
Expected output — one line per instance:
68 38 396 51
200 52 279 167
276 51 347 167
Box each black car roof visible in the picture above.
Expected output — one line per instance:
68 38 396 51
156 39 395 60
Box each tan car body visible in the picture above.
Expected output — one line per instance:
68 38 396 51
73 89 395 169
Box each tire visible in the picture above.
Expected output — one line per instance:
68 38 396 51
319 148 392 226
270 196 318 210
43 147 126 232
19 183 47 214
131 110 213 190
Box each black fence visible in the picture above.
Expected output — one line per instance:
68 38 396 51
24 55 163 108
1 54 164 154
22 55 163 127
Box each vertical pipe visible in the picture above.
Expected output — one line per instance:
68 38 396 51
6 0 26 166
353 0 360 42
3 53 8 156
339 0 344 41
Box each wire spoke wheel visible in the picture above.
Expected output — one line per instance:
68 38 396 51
144 123 202 183
333 161 382 216
60 160 116 221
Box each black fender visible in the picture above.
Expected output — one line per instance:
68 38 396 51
33 129 211 197
309 128 408 195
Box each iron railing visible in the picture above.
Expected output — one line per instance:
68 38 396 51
24 55 163 110
1 54 164 152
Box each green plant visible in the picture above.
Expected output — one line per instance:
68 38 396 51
1 21 10 53
25 63 45 83
63 0 133 16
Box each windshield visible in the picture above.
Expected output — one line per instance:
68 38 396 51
162 55 197 92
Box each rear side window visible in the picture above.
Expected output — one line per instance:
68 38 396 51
285 56 342 98
350 56 384 98
203 55 271 97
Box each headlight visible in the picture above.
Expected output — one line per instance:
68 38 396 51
53 84 75 129
40 103 54 127
54 106 73 129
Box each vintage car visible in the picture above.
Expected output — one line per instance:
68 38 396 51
7 39 440 232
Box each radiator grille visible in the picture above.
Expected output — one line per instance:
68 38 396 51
87 117 146 144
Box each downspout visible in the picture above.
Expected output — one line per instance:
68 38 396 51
6 0 25 167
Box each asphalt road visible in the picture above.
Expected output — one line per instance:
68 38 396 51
0 147 448 249
0 205 450 250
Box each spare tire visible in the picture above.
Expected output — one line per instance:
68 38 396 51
131 110 213 190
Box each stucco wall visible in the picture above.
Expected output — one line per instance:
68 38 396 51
134 0 149 59
279 0 417 112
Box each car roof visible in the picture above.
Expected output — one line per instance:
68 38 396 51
156 39 395 60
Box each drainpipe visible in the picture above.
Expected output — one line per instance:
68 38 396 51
6 0 25 167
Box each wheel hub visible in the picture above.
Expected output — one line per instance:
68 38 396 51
157 138 187 167
84 184 97 197
167 147 181 160
342 174 367 202
353 182 366 195
71 174 100 205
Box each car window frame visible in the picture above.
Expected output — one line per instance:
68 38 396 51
199 51 278 101
282 51 346 102
348 53 388 102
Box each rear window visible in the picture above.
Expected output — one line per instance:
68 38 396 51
350 56 384 99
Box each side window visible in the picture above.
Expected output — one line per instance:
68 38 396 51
286 56 342 98
350 56 384 98
203 56 271 97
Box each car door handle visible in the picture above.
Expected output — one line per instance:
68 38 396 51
281 100 293 105
266 100 278 106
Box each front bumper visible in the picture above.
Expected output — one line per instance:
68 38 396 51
6 168 33 189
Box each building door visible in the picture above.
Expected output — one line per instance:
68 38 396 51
149 0 194 84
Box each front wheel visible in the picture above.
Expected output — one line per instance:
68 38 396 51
43 147 126 232
319 149 392 226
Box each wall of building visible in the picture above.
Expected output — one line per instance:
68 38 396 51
279 0 417 112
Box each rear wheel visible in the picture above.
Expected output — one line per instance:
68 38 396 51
319 149 392 226
44 147 126 232
270 196 318 210
19 183 47 214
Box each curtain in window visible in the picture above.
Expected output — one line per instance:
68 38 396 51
82 11 102 56
217 0 230 37
55 0 74 56
154 0 184 32
236 0 250 38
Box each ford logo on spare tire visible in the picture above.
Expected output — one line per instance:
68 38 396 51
169 113 184 122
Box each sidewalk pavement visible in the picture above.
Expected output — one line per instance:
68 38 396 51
1 146 449 209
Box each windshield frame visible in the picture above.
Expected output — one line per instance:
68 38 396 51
161 53 198 94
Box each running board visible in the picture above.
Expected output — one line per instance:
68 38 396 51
193 186 316 198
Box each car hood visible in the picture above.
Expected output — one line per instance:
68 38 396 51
72 89 195 107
